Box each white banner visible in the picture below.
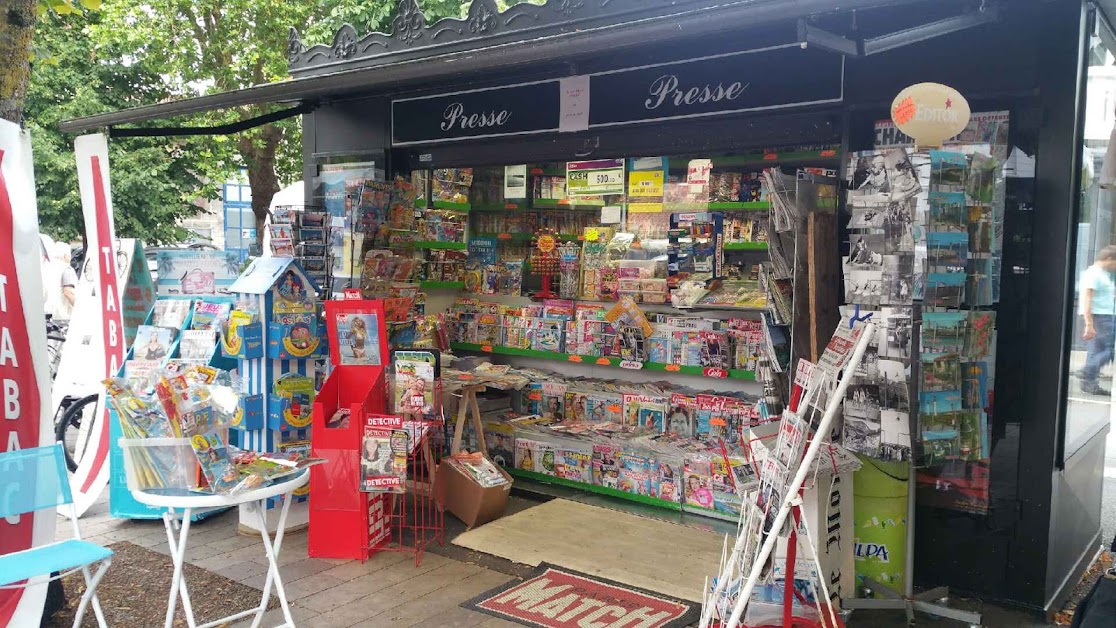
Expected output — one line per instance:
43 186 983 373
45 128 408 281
69 134 124 517
0 120 56 626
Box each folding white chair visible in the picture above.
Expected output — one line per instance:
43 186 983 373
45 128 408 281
0 443 113 627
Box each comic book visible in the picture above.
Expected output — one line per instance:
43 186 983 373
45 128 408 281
190 431 239 494
360 415 406 493
152 300 191 329
190 301 231 330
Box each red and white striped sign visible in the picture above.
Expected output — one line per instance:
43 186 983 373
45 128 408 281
68 134 124 517
0 120 57 627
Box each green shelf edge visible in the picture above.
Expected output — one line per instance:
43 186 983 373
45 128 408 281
410 241 468 250
707 202 771 211
507 468 682 511
450 343 755 381
415 199 472 212
420 281 465 290
723 242 769 251
532 200 606 210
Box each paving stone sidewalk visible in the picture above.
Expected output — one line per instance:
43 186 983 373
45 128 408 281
55 496 521 628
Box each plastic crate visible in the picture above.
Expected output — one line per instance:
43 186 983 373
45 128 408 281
118 437 198 493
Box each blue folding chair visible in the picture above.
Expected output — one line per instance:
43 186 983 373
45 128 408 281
0 444 112 627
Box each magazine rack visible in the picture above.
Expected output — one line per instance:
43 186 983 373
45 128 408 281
109 295 236 520
366 416 444 566
308 299 389 561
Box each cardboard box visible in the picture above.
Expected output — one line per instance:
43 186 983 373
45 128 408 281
435 457 513 529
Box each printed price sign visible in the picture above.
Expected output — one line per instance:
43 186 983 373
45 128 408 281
567 159 625 196
620 360 644 370
628 171 664 197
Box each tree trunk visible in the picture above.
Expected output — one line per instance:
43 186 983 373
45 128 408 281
237 125 283 255
0 1 37 124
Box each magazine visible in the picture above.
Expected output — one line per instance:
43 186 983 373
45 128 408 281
179 329 217 360
393 351 437 415
133 325 176 362
360 415 406 492
190 431 240 494
191 301 232 330
447 452 509 488
152 300 191 329
335 310 381 365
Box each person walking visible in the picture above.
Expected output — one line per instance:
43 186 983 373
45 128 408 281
1079 246 1116 395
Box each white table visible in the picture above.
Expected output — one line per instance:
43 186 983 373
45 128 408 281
130 470 310 628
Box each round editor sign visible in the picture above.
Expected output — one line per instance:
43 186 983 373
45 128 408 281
891 83 970 147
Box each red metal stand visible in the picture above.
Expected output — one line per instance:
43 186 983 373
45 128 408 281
371 419 445 566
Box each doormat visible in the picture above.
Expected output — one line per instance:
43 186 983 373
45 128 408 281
462 563 700 628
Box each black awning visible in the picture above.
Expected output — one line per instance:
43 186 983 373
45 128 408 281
59 0 929 134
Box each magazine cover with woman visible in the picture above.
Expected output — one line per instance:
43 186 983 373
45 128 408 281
360 414 407 493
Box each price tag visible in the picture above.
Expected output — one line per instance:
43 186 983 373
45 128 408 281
568 355 584 363
481 345 493 353
664 364 682 372
628 171 664 197
567 159 626 196
498 233 513 240
703 367 729 379
595 358 612 366
620 360 644 370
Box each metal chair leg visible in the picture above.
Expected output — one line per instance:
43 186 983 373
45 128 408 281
73 558 112 628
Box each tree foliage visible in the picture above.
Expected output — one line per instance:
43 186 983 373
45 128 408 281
26 11 220 244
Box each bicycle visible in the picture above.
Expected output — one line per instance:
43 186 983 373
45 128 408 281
45 314 67 381
53 392 99 472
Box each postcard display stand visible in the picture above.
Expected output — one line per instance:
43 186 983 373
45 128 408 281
308 299 390 561
701 321 876 628
109 295 237 519
223 257 325 533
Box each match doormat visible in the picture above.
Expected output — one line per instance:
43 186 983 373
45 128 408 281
462 563 700 628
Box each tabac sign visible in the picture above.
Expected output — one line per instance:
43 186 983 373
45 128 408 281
890 83 971 148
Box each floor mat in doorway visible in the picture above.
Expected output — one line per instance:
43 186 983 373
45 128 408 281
463 563 700 628
451 498 726 603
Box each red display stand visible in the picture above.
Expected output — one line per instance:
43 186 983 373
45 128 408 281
309 299 389 561
365 416 444 566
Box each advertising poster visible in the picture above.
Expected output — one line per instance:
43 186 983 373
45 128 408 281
0 120 56 627
154 249 239 296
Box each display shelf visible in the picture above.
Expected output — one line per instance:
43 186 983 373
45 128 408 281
471 201 526 212
723 242 769 251
532 199 606 210
408 241 468 250
667 148 840 169
420 281 465 290
450 342 756 381
707 201 771 211
416 199 472 212
507 468 682 511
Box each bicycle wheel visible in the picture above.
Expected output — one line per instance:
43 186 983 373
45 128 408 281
55 394 98 472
